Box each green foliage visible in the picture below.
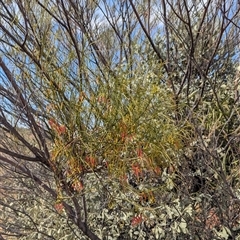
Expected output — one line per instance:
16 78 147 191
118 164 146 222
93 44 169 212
0 0 240 239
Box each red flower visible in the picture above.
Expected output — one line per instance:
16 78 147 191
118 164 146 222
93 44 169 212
136 147 143 158
48 119 57 128
121 133 135 143
121 131 127 141
54 202 64 213
48 119 66 135
86 156 96 168
97 96 108 104
72 180 84 192
131 214 144 226
79 91 86 102
132 163 142 179
57 125 66 134
154 166 162 175
120 122 128 142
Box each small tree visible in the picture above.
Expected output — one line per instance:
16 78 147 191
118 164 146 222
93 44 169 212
0 0 240 239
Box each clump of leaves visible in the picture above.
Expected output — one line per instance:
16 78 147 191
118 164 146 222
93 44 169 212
46 55 187 203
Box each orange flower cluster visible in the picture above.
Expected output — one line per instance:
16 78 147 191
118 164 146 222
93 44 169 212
78 91 86 102
72 180 84 192
97 96 108 104
136 147 143 158
119 122 135 143
131 163 142 179
54 202 64 213
206 208 220 230
131 214 144 226
86 155 96 168
48 119 66 135
154 166 162 175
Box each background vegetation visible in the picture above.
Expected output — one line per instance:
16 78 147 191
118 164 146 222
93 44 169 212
0 0 240 239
